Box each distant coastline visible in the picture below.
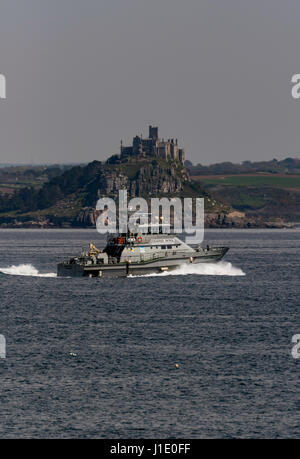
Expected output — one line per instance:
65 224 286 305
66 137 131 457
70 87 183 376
0 128 299 230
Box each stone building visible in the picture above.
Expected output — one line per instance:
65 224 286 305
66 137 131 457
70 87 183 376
120 125 185 165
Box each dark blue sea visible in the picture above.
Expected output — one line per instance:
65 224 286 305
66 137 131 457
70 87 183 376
0 229 299 438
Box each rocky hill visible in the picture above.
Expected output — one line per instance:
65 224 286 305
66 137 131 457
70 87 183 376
0 155 226 228
0 154 298 229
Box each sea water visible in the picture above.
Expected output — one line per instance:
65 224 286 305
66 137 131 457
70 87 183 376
0 229 299 438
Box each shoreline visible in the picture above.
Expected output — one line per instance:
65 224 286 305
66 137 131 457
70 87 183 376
0 225 299 231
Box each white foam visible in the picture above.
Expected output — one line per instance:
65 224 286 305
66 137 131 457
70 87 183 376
0 264 56 277
130 261 245 277
0 262 245 279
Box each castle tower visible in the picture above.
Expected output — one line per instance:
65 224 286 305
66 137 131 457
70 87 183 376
170 141 179 160
179 148 185 165
133 135 143 156
149 125 158 141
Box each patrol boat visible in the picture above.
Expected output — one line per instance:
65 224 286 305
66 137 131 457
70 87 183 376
57 227 229 278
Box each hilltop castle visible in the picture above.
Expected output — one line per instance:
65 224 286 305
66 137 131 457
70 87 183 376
120 125 185 165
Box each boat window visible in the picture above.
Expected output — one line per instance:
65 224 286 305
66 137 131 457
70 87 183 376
162 245 166 249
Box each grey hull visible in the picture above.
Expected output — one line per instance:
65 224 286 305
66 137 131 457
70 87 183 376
57 247 229 278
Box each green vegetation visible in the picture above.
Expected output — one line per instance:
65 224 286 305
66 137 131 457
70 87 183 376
230 193 267 210
1 155 300 227
186 157 300 175
0 165 72 195
196 175 300 188
0 155 194 224
202 182 300 220
0 161 104 215
119 161 149 179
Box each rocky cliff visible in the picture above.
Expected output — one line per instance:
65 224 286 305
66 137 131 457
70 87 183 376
0 156 200 227
0 154 295 228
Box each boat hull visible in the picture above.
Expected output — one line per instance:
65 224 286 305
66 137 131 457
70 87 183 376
57 247 229 278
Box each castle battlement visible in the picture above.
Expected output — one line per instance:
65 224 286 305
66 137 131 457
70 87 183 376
120 125 185 165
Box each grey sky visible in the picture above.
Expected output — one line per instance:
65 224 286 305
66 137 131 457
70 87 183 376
0 0 300 165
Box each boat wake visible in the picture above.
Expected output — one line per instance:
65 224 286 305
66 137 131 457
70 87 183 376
130 261 245 277
0 262 244 279
0 264 57 278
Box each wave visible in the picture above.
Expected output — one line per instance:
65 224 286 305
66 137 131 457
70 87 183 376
0 262 245 279
0 264 57 277
130 261 245 277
